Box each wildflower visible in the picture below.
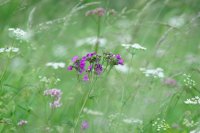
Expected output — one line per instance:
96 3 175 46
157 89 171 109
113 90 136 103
17 120 28 126
87 65 92 72
0 47 19 53
140 67 164 78
95 64 103 75
183 118 198 127
115 64 131 74
46 62 65 69
184 96 200 105
163 78 177 86
72 56 79 62
68 52 124 80
67 66 73 71
122 118 143 125
83 74 89 81
81 121 89 130
8 28 31 41
168 16 185 28
85 7 106 17
122 43 146 50
44 88 62 108
152 118 170 131
115 54 124 65
183 74 196 89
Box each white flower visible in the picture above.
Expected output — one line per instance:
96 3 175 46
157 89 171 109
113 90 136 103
123 118 143 125
0 47 19 53
115 64 131 73
184 96 200 105
46 62 65 69
76 36 107 47
8 28 31 41
17 120 28 126
140 67 164 78
168 16 185 28
83 108 103 116
122 43 146 50
52 45 67 57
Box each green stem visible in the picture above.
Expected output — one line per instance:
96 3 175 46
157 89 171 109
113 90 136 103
72 82 95 133
95 17 101 53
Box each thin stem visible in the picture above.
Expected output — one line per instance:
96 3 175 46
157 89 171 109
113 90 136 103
72 81 95 133
95 16 101 53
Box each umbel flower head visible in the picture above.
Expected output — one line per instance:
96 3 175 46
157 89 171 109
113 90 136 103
68 52 124 81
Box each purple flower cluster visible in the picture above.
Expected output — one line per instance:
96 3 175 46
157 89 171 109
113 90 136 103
85 7 106 17
81 120 89 130
44 88 62 108
68 52 124 81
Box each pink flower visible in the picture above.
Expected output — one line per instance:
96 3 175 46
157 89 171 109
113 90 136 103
17 120 28 126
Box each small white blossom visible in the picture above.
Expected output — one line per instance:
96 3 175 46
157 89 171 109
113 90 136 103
168 16 185 28
152 118 170 131
0 47 19 53
122 43 146 50
183 118 198 127
184 96 200 105
115 64 132 73
123 118 143 125
76 36 107 47
140 67 164 78
17 120 28 126
83 108 103 116
46 62 65 69
8 28 31 41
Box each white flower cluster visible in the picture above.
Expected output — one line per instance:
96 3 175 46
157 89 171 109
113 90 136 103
76 36 107 47
140 67 164 78
83 108 104 116
39 76 61 84
121 43 146 50
122 118 143 125
184 96 200 105
17 120 28 126
168 16 185 28
115 64 132 74
183 74 196 89
152 118 170 132
0 47 19 53
46 62 65 69
183 118 198 127
44 88 62 108
8 28 31 41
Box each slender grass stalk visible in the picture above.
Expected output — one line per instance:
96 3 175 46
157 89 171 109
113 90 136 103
72 81 95 133
95 16 101 53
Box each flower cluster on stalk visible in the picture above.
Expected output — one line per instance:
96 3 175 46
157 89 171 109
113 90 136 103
68 52 124 81
44 88 62 108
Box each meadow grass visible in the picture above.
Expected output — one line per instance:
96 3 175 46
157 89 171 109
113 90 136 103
0 0 200 132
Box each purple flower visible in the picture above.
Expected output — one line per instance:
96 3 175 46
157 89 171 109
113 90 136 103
95 64 103 75
81 121 89 130
44 88 62 108
83 74 89 81
72 56 79 63
68 66 73 71
115 54 121 59
164 78 177 86
87 65 92 71
118 59 124 65
115 54 124 65
86 52 96 58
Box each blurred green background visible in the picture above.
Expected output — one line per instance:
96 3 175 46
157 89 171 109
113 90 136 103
0 0 200 132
